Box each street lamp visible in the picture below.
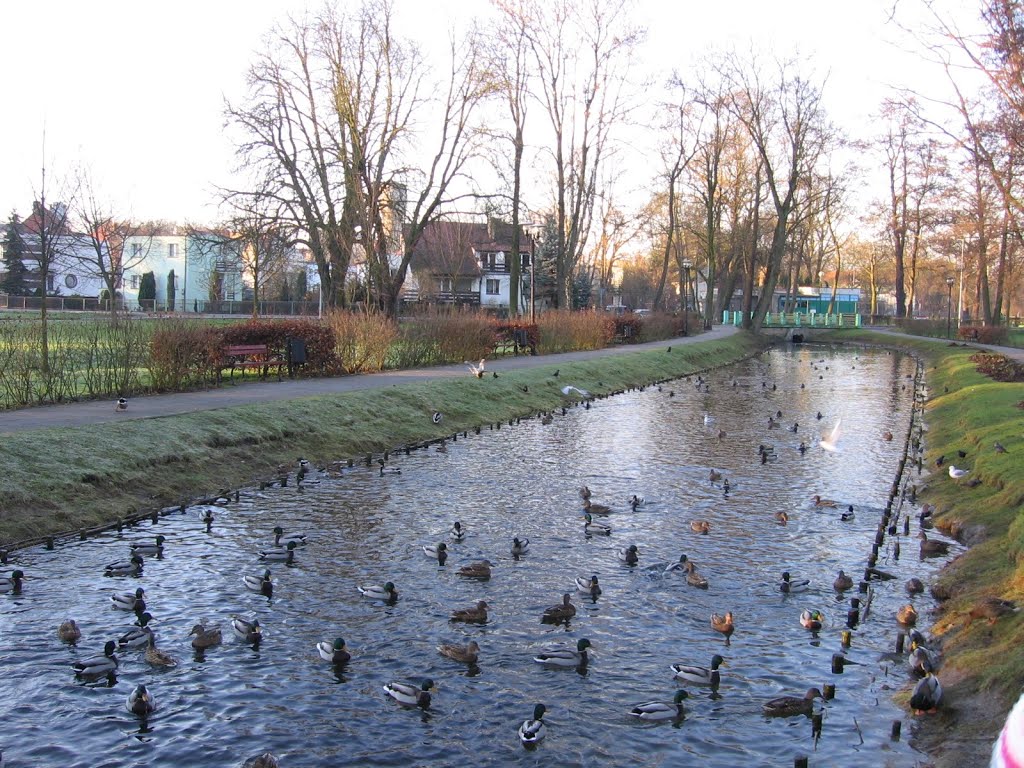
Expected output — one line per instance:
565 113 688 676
529 229 538 322
945 276 955 339
681 258 692 336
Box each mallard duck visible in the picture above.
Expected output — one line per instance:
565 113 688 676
897 604 919 627
629 690 688 721
709 469 722 483
840 506 855 522
58 619 82 643
518 703 547 745
671 654 725 687
242 754 280 768
583 499 612 515
575 574 601 598
130 535 166 557
316 637 351 664
579 485 592 501
542 593 576 622
664 555 690 574
909 672 942 714
909 644 938 676
968 597 1019 624
0 569 24 594
834 570 854 591
763 687 823 717
73 640 118 676
119 613 155 648
690 520 711 534
358 581 398 603
201 508 215 531
774 511 789 525
618 544 639 565
780 572 810 593
812 495 838 508
145 634 178 667
232 617 262 644
272 526 307 548
243 570 273 597
259 541 297 563
189 623 222 649
104 555 144 577
711 612 734 644
423 542 448 565
906 577 925 595
437 640 480 665
450 521 467 540
111 587 146 612
126 684 155 716
450 600 488 623
457 560 492 579
583 513 612 535
384 679 433 708
800 609 824 630
533 637 592 668
511 537 530 557
919 531 950 556
628 494 645 509
686 567 709 589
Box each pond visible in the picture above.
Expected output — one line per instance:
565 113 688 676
0 344 948 767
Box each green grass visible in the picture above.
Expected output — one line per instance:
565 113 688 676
0 331 768 549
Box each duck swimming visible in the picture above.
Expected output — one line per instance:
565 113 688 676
800 609 824 631
358 582 398 603
575 574 602 598
259 541 297 563
664 554 690 574
671 654 725 688
774 511 789 525
450 600 488 623
763 687 822 717
583 500 612 515
457 561 492 579
232 617 262 644
812 495 838 508
583 513 612 535
0 569 25 594
105 555 144 577
629 690 688 722
685 565 709 589
437 640 480 665
897 604 919 627
423 542 448 565
690 520 711 534
126 684 155 716
189 623 223 649
73 640 118 676
618 544 639 565
130 535 166 557
317 637 351 664
780 572 809 593
272 527 307 548
840 506 855 522
542 593 576 622
919 531 950 556
58 619 82 643
711 612 735 644
834 570 854 591
111 587 145 612
384 679 433 708
533 638 592 668
449 521 467 540
243 570 273 597
511 537 530 558
518 703 547 745
118 612 155 648
905 577 925 595
145 634 178 667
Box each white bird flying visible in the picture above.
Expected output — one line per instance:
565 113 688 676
468 359 486 378
561 385 591 398
819 419 842 452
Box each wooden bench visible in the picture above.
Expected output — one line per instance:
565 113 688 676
219 343 284 382
492 329 536 357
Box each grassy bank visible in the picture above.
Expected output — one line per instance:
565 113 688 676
826 329 1024 767
0 331 768 550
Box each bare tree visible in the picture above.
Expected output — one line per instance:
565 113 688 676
220 194 296 317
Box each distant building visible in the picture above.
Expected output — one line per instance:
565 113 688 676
778 286 861 314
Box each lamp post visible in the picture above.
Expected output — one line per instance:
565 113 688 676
945 275 955 339
681 258 692 336
958 238 967 328
530 229 537 322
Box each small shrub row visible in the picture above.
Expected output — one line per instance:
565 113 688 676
389 308 494 369
536 310 613 353
327 310 398 373
218 319 336 374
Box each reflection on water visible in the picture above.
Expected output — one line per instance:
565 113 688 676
0 346 947 767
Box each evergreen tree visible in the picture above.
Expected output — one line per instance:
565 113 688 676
1 213 29 296
166 269 176 310
296 268 307 299
138 271 156 307
278 273 292 302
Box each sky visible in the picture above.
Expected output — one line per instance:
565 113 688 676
0 0 941 227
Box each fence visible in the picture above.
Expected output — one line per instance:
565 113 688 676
722 310 862 328
0 294 321 317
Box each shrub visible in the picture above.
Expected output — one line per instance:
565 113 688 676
219 319 337 374
536 310 613 353
958 325 1009 345
390 308 494 368
149 319 220 391
327 310 398 373
492 321 539 355
636 312 680 342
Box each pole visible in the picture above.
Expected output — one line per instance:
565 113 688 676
182 245 188 312
530 231 536 322
958 238 965 328
946 277 954 339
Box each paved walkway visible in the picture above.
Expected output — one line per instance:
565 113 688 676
0 325 741 435
860 327 1024 363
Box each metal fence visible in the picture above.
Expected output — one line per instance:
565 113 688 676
0 294 321 317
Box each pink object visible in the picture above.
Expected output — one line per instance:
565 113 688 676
992 692 1024 768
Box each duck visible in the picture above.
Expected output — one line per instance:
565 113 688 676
579 485 592 501
317 637 351 664
518 703 547 745
201 508 215 531
763 687 823 717
384 679 433 708
583 499 612 515
449 521 467 540
575 574 602 598
533 637 592 668
690 520 711 534
840 505 855 522
711 612 735 644
800 609 824 630
542 593 576 622
671 654 725 687
685 565 709 589
450 600 489 623
73 640 118 676
834 570 854 592
358 582 398 603
629 690 688 721
259 541 297 563
511 537 530 557
812 495 838 508
437 640 480 665
628 494 644 509
968 597 1019 625
118 613 155 648
189 623 223 649
709 469 722 483
788 422 799 433
144 634 178 667
105 555 144 577
126 684 155 716
909 672 943 714
897 604 919 627
774 511 789 525
883 430 894 441
423 542 448 565
58 619 82 643
130 535 166 557
111 587 146 612
583 513 612 535
919 531 950 556
457 560 493 579
378 459 401 476
780 572 809 593
909 644 939 676
906 577 925 595
232 617 262 644
0 569 25 594
243 570 273 597
664 554 690 574
272 526 307 548
618 544 639 565
243 754 280 768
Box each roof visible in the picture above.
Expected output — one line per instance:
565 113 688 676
408 219 535 275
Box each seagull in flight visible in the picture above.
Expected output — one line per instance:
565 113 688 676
819 419 842 452
561 385 591 398
467 359 486 378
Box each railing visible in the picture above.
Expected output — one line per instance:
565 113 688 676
722 310 862 328
0 294 321 317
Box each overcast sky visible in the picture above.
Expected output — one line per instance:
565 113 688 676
0 0 941 226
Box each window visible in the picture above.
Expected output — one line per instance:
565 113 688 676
485 279 500 295
521 252 531 267
168 243 178 259
481 252 504 271
64 274 78 289
440 277 453 293
132 243 143 257
130 274 140 290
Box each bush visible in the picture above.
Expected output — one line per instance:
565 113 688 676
492 321 539 354
536 310 613 353
219 319 337 374
149 319 220 391
389 308 494 368
327 310 398 373
958 325 1009 345
635 312 680 342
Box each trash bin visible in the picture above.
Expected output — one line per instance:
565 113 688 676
286 337 307 377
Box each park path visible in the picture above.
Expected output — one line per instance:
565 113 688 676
0 325 740 435
860 327 1024 363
